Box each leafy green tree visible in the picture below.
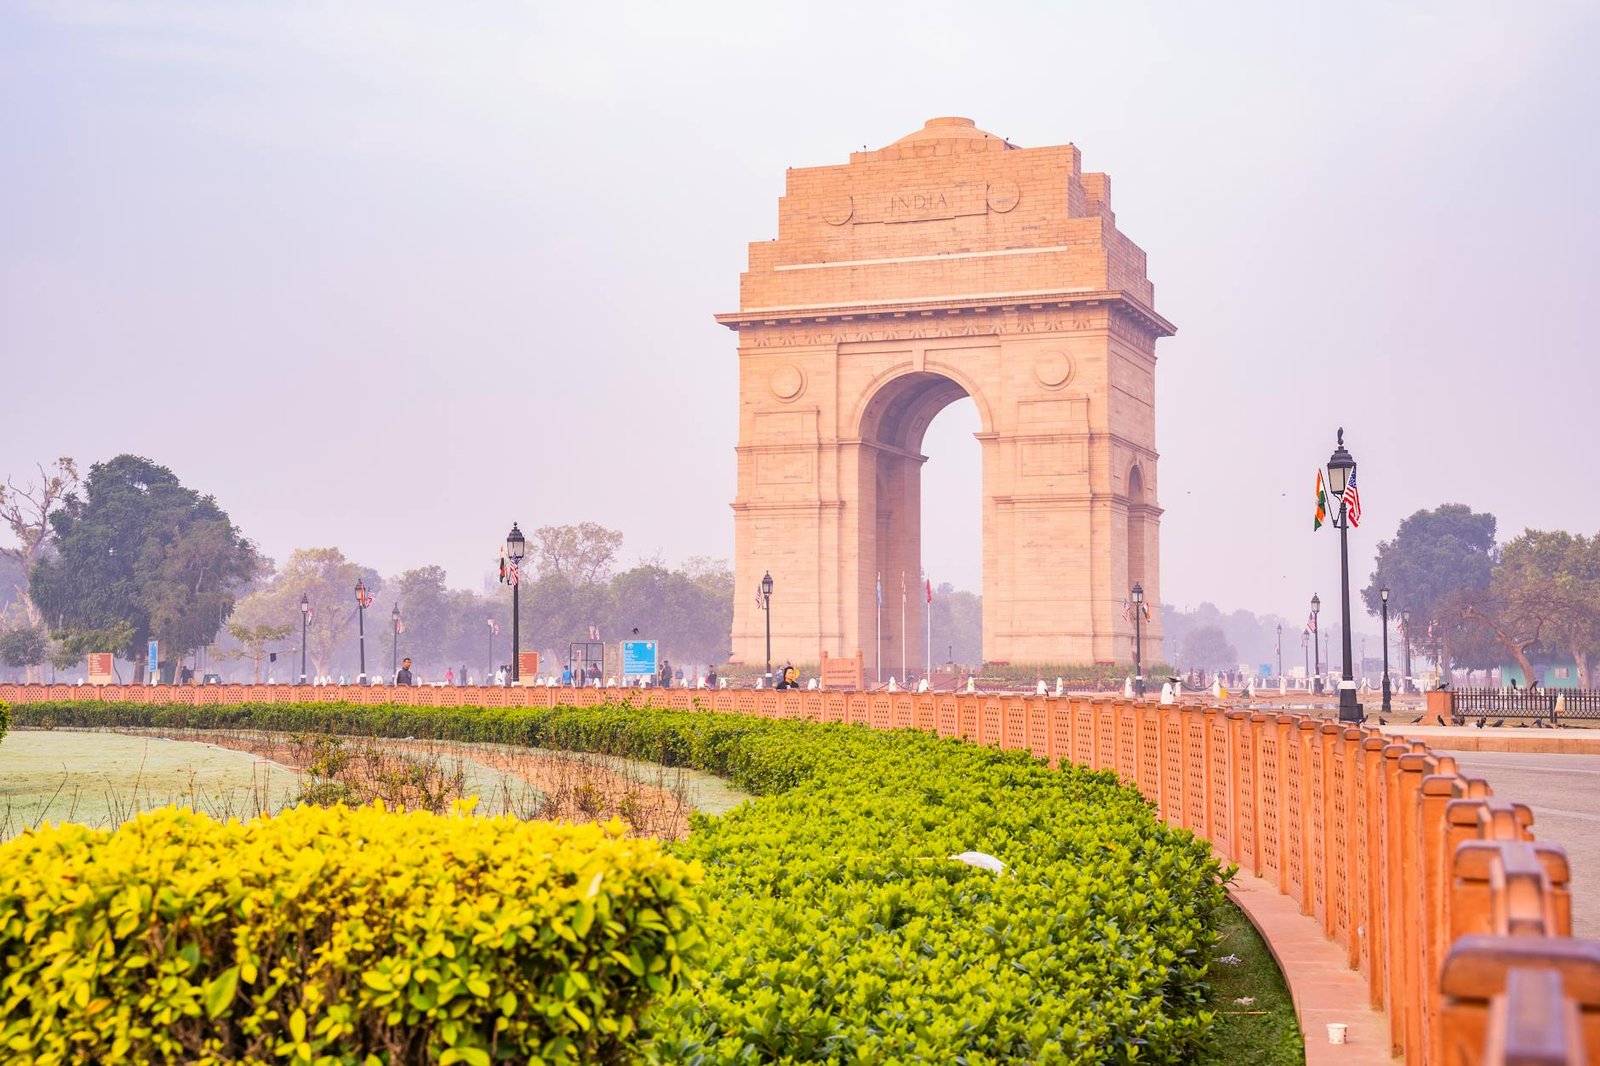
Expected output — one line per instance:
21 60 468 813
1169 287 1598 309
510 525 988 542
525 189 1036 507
518 572 617 669
0 625 47 675
28 456 259 679
608 564 731 667
1180 624 1238 671
230 548 376 680
224 622 295 683
389 566 467 675
1363 504 1496 676
1485 531 1600 686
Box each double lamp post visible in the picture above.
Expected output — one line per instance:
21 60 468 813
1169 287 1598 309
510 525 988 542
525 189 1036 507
1322 429 1361 724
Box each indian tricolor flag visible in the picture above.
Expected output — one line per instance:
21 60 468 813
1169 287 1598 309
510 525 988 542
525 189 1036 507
1313 470 1328 531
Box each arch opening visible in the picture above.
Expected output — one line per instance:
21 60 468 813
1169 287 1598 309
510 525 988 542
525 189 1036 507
857 371 982 683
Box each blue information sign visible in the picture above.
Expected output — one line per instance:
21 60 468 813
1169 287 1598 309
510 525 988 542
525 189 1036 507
622 640 657 677
148 640 159 678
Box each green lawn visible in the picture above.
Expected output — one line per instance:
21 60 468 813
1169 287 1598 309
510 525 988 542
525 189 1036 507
1200 900 1305 1065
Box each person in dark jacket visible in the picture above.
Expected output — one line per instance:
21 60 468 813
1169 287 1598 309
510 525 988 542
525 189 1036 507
395 657 414 686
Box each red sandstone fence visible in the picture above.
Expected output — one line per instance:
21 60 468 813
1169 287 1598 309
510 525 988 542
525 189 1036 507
3 682 1596 1064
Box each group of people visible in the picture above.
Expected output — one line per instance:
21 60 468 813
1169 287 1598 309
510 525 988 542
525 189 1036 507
559 662 604 686
383 656 797 689
391 660 481 686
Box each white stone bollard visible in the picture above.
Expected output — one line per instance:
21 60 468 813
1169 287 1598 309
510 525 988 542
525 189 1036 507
1123 677 1134 699
1038 679 1049 696
966 675 976 694
1054 677 1065 697
917 678 930 693
888 676 900 692
1161 681 1176 705
809 677 820 690
719 676 728 689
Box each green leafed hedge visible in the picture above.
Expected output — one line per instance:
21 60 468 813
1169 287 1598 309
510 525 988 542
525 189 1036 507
0 803 701 1066
10 701 1228 1063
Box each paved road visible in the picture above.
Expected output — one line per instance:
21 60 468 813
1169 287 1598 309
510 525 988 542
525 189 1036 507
1447 750 1600 939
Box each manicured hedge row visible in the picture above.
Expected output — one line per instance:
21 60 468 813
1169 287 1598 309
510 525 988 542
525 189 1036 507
13 702 1228 1063
0 699 8 744
0 803 701 1066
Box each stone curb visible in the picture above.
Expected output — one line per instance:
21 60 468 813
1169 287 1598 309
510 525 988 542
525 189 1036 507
1222 859 1393 1064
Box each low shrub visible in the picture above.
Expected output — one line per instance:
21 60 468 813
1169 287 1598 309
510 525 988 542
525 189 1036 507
13 701 1228 1062
0 803 702 1065
0 699 8 744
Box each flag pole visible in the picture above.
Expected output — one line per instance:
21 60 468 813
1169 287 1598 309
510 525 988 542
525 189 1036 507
926 583 931 685
900 571 907 684
875 573 882 684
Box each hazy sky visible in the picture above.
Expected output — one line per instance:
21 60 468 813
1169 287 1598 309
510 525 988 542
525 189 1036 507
4 1 1598 629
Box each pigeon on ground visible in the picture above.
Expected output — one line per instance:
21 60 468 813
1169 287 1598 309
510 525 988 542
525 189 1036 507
1475 718 1485 728
1490 719 1505 727
1378 717 1387 726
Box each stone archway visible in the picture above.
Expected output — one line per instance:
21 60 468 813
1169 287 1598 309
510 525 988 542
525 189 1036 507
720 118 1174 677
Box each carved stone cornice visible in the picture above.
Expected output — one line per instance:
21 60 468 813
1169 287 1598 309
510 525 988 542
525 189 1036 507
715 289 1175 345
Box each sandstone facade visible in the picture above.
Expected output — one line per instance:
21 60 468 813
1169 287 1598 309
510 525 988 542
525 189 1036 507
720 118 1173 676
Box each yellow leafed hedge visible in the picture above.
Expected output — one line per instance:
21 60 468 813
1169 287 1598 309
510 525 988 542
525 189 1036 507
0 803 702 1065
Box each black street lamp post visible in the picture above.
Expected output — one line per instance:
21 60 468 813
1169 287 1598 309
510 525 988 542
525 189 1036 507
761 571 774 681
299 593 310 684
1381 587 1392 714
1131 583 1145 697
506 523 526 683
354 579 368 683
1325 430 1361 723
391 603 401 681
1311 593 1322 694
1301 629 1309 683
1402 610 1413 695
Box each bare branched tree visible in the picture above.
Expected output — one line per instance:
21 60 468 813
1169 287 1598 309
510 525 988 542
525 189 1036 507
0 458 79 679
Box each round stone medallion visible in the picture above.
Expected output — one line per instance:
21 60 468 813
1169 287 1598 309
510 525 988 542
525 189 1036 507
770 364 806 401
987 181 1021 213
819 195 854 226
1034 351 1073 389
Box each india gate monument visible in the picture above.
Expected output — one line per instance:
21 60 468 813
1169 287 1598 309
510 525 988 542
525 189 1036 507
720 118 1173 677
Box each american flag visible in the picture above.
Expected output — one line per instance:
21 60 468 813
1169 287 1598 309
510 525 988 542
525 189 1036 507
507 561 520 587
1121 597 1132 622
396 616 404 634
1343 468 1361 528
487 618 500 636
1306 612 1317 633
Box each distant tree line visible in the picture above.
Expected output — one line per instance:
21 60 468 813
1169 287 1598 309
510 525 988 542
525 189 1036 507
1364 504 1600 687
0 456 737 683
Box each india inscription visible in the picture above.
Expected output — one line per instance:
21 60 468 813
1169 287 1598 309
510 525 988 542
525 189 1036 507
720 117 1175 676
